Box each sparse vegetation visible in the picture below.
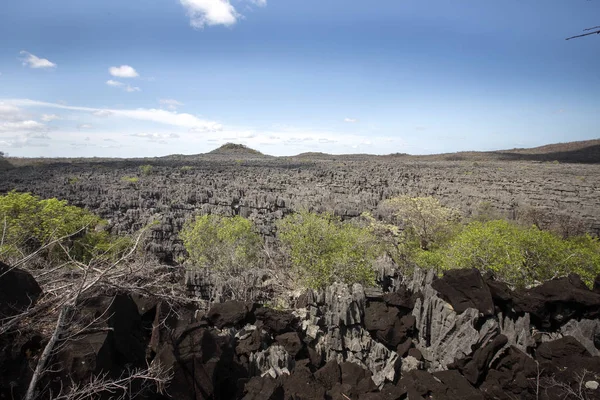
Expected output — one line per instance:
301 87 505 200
0 191 128 263
121 176 139 183
139 164 154 175
277 211 381 289
181 214 262 273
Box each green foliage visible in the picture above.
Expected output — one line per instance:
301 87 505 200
68 176 80 185
180 214 262 273
121 176 139 183
380 196 461 251
139 164 153 175
0 191 123 262
277 211 381 289
432 220 600 287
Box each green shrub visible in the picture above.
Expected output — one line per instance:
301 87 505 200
0 191 123 262
380 196 461 251
121 176 139 183
436 220 600 287
277 211 381 289
180 214 262 273
139 164 153 175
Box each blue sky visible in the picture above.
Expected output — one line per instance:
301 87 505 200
0 0 599 157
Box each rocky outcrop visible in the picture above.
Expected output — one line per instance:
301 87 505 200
2 263 600 399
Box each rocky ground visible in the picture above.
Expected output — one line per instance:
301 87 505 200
1 144 599 263
1 141 599 399
2 262 600 399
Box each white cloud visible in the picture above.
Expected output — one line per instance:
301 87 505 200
92 110 113 117
26 132 51 139
19 51 56 69
249 0 267 6
0 120 47 133
5 99 222 132
319 138 337 144
180 0 239 28
106 80 124 87
41 114 61 122
130 132 181 140
0 136 49 148
344 118 358 123
108 65 139 78
77 124 93 129
0 103 25 122
159 99 184 110
106 80 141 93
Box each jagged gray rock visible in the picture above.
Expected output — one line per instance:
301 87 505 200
323 283 365 328
249 344 293 378
408 268 500 371
559 318 600 357
499 312 535 353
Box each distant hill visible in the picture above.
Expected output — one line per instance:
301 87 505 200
208 143 265 156
414 139 600 164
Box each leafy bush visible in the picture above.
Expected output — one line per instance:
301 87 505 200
435 220 600 287
380 196 461 251
180 214 262 273
121 176 139 183
139 164 153 175
0 191 124 262
277 211 381 289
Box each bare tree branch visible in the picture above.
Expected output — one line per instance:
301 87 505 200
566 26 600 40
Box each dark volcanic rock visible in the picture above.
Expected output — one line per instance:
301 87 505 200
254 307 298 334
275 332 303 358
314 360 341 390
433 370 484 400
157 324 246 400
432 268 494 316
242 376 283 400
207 300 255 329
453 334 509 386
513 275 600 328
0 261 42 317
480 346 538 399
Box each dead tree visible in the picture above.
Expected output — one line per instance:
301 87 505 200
566 25 600 40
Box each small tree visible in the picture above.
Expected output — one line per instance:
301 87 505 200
380 196 461 251
439 220 600 287
180 214 262 273
0 191 124 262
139 164 153 176
277 211 381 289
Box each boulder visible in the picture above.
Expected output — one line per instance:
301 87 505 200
0 262 42 318
431 268 495 316
206 300 255 329
513 275 600 329
255 307 298 334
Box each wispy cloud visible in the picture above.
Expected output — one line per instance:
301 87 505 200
344 118 358 123
159 99 184 110
0 120 47 133
106 79 141 93
106 79 124 87
92 110 113 117
19 51 56 69
41 114 61 122
109 65 139 78
5 98 223 131
249 0 267 6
